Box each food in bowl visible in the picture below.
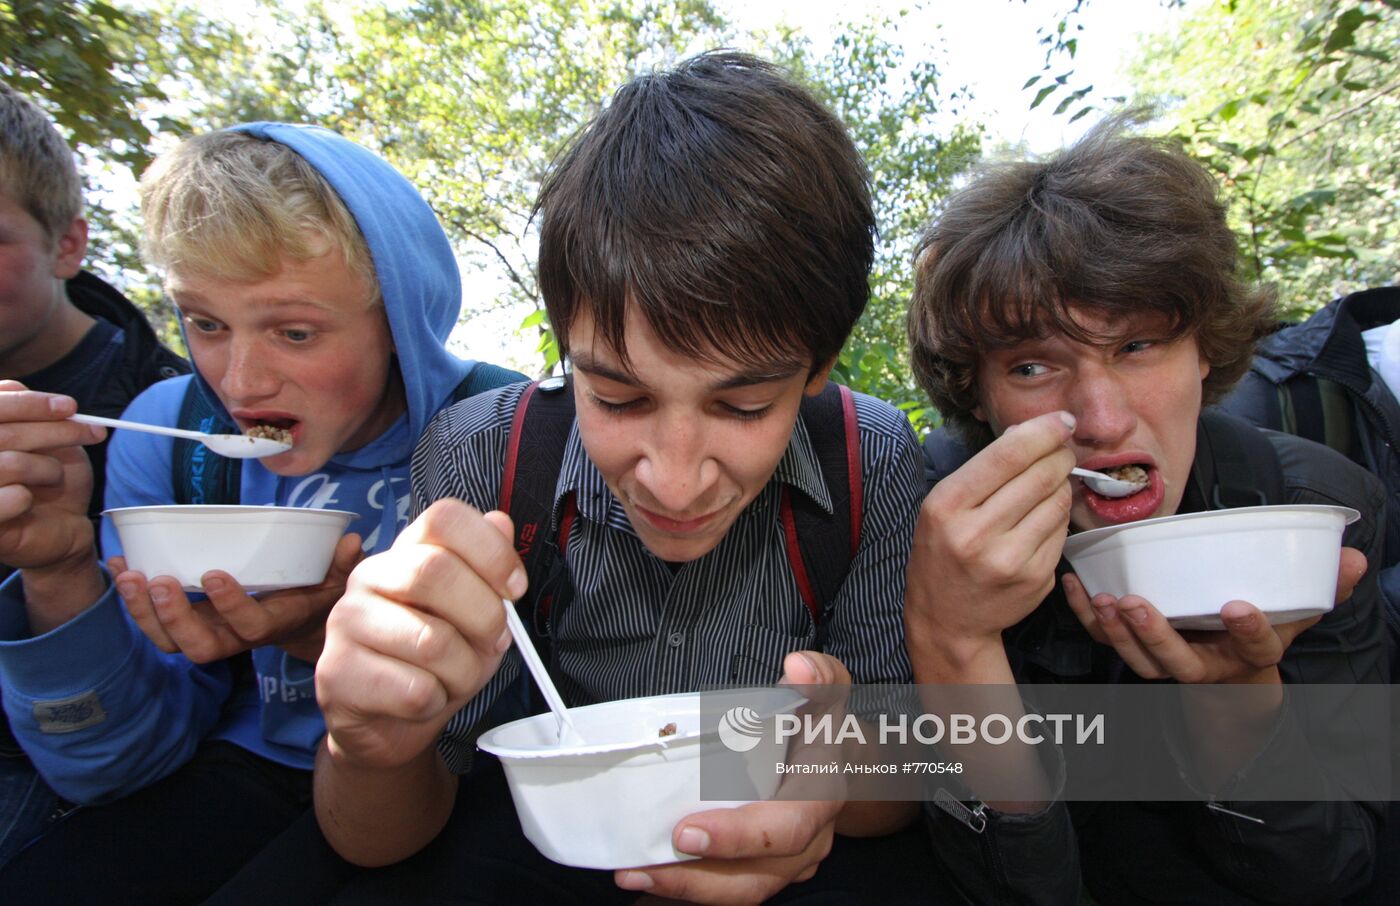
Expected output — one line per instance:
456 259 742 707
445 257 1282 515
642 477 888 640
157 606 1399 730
105 504 356 592
1062 504 1358 630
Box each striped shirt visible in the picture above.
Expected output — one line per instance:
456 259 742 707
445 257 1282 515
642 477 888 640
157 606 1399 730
411 382 923 771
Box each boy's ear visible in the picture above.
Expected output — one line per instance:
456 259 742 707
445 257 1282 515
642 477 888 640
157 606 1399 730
52 217 88 280
802 357 838 396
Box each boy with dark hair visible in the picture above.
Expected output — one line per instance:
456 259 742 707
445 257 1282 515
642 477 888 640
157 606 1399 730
0 80 187 864
0 123 522 899
906 115 1387 903
314 51 930 902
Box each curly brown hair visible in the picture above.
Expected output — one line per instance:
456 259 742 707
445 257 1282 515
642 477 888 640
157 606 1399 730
907 112 1277 449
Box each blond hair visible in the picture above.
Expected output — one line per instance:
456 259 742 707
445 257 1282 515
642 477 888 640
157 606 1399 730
0 81 82 243
139 129 377 295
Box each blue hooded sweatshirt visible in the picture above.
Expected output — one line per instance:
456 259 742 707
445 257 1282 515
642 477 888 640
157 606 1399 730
0 123 524 801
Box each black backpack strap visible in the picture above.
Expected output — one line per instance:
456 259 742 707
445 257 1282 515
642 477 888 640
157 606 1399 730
172 381 240 506
783 382 862 641
1279 373 1360 465
499 378 577 642
1197 408 1285 509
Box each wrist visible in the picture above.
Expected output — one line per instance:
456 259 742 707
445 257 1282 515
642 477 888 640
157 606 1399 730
906 618 1009 683
20 551 107 635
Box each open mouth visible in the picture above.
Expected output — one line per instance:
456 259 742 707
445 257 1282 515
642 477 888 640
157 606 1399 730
1080 462 1163 523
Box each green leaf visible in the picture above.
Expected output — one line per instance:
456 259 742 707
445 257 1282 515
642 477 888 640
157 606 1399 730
1031 84 1058 109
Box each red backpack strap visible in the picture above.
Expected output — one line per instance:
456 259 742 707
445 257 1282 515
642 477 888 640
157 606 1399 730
784 382 862 633
498 377 577 634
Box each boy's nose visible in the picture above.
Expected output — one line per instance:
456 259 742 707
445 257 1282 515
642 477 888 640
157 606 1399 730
1068 366 1136 448
219 339 277 403
634 421 720 515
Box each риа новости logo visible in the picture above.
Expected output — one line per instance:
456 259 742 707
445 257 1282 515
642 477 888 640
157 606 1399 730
717 705 765 752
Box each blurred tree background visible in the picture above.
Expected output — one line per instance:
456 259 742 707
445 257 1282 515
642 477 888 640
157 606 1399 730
4 0 1398 434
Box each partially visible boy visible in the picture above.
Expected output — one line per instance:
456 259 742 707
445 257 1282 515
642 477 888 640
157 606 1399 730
0 80 187 865
315 52 932 903
906 116 1387 904
0 122 522 899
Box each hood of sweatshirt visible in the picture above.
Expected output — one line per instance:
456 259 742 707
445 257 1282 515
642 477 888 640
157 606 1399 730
184 122 474 474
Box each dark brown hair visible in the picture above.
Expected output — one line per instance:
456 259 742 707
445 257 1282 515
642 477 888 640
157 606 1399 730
907 112 1277 448
536 51 875 373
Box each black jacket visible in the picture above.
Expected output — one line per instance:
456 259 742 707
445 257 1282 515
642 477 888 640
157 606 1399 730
919 416 1389 905
1217 286 1400 643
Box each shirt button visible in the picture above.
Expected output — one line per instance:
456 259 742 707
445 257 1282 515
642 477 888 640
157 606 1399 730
667 631 685 648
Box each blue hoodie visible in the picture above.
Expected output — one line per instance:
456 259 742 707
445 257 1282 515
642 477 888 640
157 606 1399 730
0 123 524 801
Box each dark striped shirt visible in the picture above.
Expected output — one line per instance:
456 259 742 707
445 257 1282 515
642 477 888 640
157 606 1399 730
411 382 923 771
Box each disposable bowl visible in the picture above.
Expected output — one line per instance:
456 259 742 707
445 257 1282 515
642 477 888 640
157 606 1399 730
476 687 805 869
105 504 356 592
1062 504 1358 630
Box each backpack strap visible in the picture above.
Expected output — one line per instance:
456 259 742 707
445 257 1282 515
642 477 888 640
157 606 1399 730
172 382 240 506
1197 408 1285 508
499 378 576 639
782 382 862 639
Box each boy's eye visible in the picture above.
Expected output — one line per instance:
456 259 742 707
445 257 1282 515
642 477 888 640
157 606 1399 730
1011 362 1049 378
587 391 644 414
184 316 221 334
1119 339 1157 356
721 402 773 422
281 328 315 343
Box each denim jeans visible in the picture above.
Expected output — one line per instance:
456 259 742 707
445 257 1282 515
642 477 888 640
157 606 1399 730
0 724 71 867
0 740 311 903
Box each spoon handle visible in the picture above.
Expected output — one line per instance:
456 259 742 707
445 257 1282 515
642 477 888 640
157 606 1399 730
500 598 583 743
71 413 214 444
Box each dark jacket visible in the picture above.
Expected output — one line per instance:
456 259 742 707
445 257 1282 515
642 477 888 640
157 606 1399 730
64 271 190 519
919 416 1389 905
1216 286 1400 640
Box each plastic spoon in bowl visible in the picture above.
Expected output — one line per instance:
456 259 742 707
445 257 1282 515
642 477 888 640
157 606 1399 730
68 413 292 459
1070 467 1146 498
500 598 586 745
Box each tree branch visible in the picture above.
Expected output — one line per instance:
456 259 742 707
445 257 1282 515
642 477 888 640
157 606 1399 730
450 220 538 304
1278 78 1400 150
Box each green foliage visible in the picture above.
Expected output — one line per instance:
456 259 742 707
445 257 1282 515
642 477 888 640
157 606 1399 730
9 0 981 430
0 0 163 172
768 12 981 434
1127 0 1400 317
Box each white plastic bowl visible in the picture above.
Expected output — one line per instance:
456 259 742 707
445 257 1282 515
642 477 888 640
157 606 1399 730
105 505 356 592
1062 504 1359 630
476 688 805 869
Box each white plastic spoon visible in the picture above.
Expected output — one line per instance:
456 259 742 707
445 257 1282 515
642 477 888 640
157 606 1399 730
1070 467 1146 498
69 413 292 459
500 598 586 745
